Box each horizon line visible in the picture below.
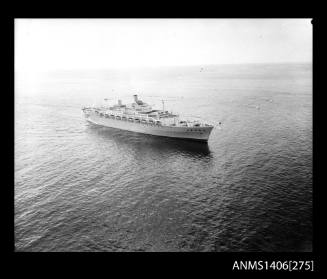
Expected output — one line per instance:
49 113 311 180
15 61 312 73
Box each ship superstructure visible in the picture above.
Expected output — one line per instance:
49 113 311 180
82 95 214 142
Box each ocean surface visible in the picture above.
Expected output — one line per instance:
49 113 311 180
15 63 312 252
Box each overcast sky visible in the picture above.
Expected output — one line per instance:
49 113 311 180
15 19 312 72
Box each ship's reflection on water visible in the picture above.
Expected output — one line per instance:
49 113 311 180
84 124 216 252
86 124 213 160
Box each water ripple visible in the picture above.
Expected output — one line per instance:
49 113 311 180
15 64 312 251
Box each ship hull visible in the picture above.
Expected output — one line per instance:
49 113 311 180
84 112 213 142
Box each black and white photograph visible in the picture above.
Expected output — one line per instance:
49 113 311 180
14 18 313 254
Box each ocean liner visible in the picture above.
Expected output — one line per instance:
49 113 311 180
82 95 214 142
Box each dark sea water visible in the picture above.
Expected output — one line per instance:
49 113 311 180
15 63 312 252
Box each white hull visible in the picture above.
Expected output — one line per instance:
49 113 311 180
84 112 213 142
